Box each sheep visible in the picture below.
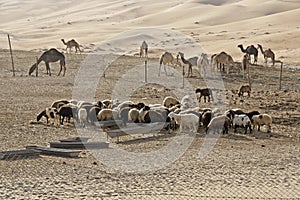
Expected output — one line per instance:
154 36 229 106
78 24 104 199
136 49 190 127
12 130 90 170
138 106 151 123
232 114 252 134
118 101 145 110
195 88 213 103
225 109 245 123
119 107 131 126
143 110 165 123
37 107 60 126
162 96 180 108
117 101 134 110
206 115 231 134
97 109 119 121
88 106 102 125
77 108 88 127
252 114 272 133
51 99 70 109
168 112 199 133
238 84 251 97
128 108 140 123
57 104 78 125
201 110 212 128
77 101 93 108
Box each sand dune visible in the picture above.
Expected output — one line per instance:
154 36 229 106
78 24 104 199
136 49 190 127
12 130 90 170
0 0 299 64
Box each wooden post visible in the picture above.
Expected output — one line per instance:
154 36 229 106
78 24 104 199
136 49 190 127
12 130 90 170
144 60 147 83
35 56 38 77
247 63 251 88
7 34 15 77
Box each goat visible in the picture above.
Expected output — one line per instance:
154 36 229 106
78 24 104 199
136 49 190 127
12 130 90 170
238 85 251 97
168 112 199 133
195 88 213 103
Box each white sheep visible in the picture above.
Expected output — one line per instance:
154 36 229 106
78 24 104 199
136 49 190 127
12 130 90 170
252 114 272 133
232 114 252 134
168 112 199 133
77 108 88 127
206 115 231 134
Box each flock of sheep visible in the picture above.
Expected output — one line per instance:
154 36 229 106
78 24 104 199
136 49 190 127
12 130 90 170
32 40 275 137
35 89 272 136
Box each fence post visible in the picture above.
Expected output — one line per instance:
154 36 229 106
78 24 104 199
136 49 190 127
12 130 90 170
7 34 15 77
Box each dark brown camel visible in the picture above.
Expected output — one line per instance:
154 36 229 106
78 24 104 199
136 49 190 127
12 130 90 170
237 44 258 64
28 48 66 76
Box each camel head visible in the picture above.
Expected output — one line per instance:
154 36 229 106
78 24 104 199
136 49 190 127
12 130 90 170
178 52 184 58
61 39 67 45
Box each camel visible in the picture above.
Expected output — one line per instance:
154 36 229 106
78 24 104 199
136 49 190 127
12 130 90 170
140 41 148 58
61 39 81 54
212 51 235 74
197 53 210 77
177 52 198 77
28 48 66 76
158 52 181 76
257 44 275 66
237 44 258 64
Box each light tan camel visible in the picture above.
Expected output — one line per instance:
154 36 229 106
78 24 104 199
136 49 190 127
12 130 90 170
28 48 66 76
61 39 81 54
257 44 275 66
177 52 198 77
158 52 181 76
140 41 148 58
212 51 235 74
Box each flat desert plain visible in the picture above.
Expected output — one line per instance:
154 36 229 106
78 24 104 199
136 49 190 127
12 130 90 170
0 0 300 199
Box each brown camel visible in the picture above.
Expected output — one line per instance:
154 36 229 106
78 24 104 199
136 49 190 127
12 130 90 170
257 44 275 66
237 44 258 64
212 51 235 74
140 41 148 58
61 39 81 53
28 48 66 76
177 52 198 77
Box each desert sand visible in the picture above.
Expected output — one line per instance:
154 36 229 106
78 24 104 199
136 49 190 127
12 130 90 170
0 0 300 199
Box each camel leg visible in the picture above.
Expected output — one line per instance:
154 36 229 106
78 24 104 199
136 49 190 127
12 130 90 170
45 62 51 76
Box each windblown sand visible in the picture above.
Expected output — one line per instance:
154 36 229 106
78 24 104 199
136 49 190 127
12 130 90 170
0 0 299 199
